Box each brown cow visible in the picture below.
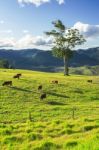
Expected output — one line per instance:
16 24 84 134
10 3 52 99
52 80 58 84
87 80 92 83
40 93 46 100
13 74 20 79
13 73 22 79
2 81 12 86
17 73 22 76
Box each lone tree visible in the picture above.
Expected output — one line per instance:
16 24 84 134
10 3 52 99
45 20 86 75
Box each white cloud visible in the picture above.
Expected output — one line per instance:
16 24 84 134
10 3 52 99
0 37 15 48
57 0 64 5
73 22 99 39
18 0 50 7
16 34 53 49
0 34 53 49
17 0 64 7
1 22 99 49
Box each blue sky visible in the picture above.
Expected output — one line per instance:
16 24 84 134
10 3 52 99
0 0 99 49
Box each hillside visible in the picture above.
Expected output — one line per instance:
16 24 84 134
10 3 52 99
48 66 99 75
0 69 99 150
0 47 99 71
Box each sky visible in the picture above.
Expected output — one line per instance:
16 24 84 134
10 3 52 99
0 0 99 50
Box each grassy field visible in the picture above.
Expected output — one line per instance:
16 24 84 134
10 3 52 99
0 69 99 150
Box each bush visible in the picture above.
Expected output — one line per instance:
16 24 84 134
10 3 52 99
2 129 12 135
27 133 42 141
84 118 94 122
82 125 99 132
65 123 74 128
3 135 23 144
34 141 58 150
64 140 78 148
3 136 17 144
61 128 74 135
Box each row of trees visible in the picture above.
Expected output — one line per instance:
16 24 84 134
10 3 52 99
45 20 86 76
0 59 14 69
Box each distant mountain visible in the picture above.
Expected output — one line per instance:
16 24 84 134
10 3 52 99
0 47 99 71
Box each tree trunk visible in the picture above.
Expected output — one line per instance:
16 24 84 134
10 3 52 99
64 55 69 76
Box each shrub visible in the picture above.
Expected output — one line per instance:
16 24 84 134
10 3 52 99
64 140 78 148
27 133 42 141
65 123 74 128
84 118 94 122
3 136 17 144
54 120 61 125
0 124 6 128
61 128 74 135
2 129 12 135
26 128 32 133
3 135 23 144
34 141 58 150
82 125 99 132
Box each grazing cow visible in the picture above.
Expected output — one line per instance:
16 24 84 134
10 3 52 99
2 81 12 86
13 74 20 79
38 85 42 90
40 93 46 100
87 80 92 83
52 80 58 84
17 73 22 76
13 73 22 79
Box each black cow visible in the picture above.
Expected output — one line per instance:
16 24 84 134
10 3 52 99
38 85 42 90
2 81 12 86
40 93 46 100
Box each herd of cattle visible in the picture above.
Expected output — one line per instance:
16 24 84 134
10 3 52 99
2 73 59 100
2 73 21 86
2 73 93 100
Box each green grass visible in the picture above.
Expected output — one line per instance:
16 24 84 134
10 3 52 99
0 68 99 150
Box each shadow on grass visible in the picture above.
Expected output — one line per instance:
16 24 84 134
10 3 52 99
47 101 66 106
74 90 83 94
9 86 32 92
47 92 69 98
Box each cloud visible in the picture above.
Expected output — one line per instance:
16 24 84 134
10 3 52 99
18 0 50 7
17 0 64 7
16 34 53 49
1 22 99 50
0 37 15 48
73 22 99 39
57 0 65 5
0 34 53 49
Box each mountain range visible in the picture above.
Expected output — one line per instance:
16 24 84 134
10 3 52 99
0 47 99 72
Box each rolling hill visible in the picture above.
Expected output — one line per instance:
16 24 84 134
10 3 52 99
0 69 99 149
0 47 99 72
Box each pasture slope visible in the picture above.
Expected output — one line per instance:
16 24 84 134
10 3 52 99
0 69 99 150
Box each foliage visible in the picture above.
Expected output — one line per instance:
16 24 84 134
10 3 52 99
45 20 86 75
46 20 86 59
0 59 10 68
